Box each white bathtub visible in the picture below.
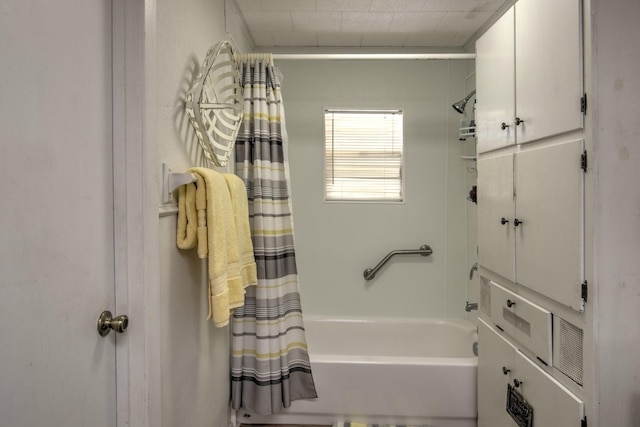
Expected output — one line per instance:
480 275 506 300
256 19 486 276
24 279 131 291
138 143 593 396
236 316 478 427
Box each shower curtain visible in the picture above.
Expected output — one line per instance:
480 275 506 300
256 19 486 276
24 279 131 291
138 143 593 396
231 57 317 415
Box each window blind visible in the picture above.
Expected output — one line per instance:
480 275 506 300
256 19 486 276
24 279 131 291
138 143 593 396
324 109 404 202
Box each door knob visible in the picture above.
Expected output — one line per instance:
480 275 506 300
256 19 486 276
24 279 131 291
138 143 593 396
97 310 129 337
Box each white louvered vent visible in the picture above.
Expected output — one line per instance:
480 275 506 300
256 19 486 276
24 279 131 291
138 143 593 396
555 317 584 385
480 279 491 315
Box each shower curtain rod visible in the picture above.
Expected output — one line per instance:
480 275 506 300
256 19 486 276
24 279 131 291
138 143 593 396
270 53 475 60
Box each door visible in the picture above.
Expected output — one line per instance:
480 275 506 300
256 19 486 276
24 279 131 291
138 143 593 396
477 154 516 282
0 1 117 425
515 140 584 311
514 350 585 426
475 6 515 154
515 0 583 144
478 319 518 427
478 319 585 427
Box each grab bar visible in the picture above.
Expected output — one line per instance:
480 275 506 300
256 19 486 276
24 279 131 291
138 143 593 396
363 244 433 280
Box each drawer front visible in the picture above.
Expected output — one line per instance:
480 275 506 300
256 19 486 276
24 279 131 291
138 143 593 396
489 281 553 365
512 350 584 426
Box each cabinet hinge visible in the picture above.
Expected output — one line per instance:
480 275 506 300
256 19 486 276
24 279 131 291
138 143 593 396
581 93 588 114
581 281 588 303
582 416 587 427
581 151 588 172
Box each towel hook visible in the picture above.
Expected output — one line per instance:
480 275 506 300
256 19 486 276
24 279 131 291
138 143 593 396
162 162 197 204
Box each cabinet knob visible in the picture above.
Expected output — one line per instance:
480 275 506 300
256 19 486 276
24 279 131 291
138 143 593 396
513 378 522 388
502 366 511 375
501 217 509 225
507 299 516 308
97 310 129 337
501 122 509 130
515 117 525 126
514 218 523 227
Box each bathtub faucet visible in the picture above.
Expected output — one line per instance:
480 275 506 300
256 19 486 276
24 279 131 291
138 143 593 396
465 301 478 312
469 262 478 280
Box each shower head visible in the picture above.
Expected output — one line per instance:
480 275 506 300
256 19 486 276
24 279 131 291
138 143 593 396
452 90 476 114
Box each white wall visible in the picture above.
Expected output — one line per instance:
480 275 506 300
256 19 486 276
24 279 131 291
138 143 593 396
278 59 475 319
590 0 640 425
156 1 251 426
462 59 479 315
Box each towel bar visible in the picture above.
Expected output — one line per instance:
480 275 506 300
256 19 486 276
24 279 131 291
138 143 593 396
363 244 433 280
162 162 197 204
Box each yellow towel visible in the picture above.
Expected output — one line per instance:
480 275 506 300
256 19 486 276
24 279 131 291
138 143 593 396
176 174 207 255
176 167 242 327
193 173 208 258
223 174 258 308
176 182 197 250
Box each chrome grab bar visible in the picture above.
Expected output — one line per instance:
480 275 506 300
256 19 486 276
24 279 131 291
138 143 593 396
363 244 433 280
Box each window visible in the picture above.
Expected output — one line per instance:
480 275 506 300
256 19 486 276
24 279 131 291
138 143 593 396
324 109 404 202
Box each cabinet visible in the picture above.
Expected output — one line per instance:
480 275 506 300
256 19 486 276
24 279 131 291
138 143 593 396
477 140 584 311
476 0 589 424
476 0 583 154
478 319 585 427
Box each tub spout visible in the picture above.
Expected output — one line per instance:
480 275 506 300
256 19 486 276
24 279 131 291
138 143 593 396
469 262 478 280
465 301 478 312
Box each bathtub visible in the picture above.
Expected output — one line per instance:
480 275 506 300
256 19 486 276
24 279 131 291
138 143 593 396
236 316 478 427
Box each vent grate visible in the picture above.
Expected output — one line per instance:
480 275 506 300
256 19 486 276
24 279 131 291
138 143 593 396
558 318 584 385
480 280 491 315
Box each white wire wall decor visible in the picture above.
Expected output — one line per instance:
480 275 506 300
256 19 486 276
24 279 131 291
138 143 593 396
185 41 244 167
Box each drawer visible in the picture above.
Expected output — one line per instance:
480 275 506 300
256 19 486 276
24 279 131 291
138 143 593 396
489 281 553 365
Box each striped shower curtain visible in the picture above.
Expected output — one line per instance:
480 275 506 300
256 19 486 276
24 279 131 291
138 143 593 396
231 58 317 415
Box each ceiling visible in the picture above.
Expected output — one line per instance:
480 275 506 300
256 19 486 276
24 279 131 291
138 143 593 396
233 0 510 50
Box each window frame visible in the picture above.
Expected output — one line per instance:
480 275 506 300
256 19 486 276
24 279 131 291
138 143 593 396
323 108 405 204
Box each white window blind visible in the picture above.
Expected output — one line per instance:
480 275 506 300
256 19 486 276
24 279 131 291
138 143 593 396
324 109 404 202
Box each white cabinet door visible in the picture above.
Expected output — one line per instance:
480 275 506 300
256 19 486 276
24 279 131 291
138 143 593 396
477 155 515 282
0 1 117 425
476 7 515 154
515 0 583 144
514 350 585 426
478 319 518 427
515 140 584 311
480 319 585 427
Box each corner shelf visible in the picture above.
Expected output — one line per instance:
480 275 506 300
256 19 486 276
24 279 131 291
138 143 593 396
459 120 476 140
